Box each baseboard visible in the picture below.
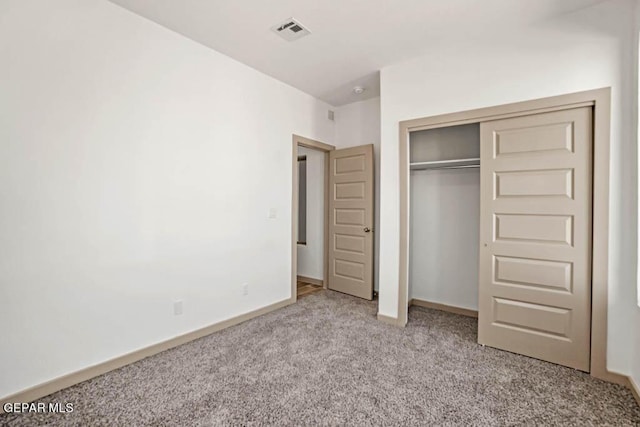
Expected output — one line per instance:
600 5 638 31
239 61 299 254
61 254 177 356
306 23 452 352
628 375 640 408
409 298 478 318
377 312 403 327
593 368 630 386
408 300 636 389
296 275 323 286
0 298 293 412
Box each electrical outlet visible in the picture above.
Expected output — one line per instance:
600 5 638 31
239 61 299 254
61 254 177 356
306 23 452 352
242 283 249 296
174 300 183 316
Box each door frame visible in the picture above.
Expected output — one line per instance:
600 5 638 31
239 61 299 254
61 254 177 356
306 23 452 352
291 134 335 302
396 87 621 384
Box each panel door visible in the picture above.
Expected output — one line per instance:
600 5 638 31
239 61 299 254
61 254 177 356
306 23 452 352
328 144 374 300
478 107 592 371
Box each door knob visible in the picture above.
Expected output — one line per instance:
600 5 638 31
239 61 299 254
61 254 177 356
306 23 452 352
364 227 371 233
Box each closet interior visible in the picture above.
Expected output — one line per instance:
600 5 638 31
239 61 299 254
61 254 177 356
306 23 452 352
409 123 480 313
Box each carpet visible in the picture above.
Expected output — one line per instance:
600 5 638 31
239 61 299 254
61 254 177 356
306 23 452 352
2 290 639 426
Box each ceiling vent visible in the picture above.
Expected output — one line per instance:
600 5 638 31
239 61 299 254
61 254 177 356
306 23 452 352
271 18 311 41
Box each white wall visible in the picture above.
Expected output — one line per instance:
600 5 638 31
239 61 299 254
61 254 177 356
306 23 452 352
378 0 637 375
410 169 479 309
297 147 325 280
0 0 334 398
334 97 381 289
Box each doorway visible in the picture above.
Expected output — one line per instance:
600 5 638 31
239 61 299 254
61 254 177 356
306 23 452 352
291 135 333 301
295 143 327 299
291 135 376 301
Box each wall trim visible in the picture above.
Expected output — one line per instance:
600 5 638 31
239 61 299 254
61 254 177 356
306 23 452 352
297 275 323 286
409 298 478 318
627 375 640 408
294 134 335 152
377 313 402 327
397 87 616 383
0 298 293 412
596 368 629 386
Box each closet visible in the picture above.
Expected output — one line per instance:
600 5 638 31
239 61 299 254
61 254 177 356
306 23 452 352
407 105 594 372
409 124 480 313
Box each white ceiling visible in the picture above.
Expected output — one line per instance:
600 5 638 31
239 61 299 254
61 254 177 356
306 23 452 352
108 0 606 106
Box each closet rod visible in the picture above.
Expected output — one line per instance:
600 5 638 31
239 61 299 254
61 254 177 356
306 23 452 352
411 164 479 171
409 157 480 171
433 164 479 170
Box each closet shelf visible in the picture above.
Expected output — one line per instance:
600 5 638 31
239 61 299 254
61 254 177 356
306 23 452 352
410 158 480 171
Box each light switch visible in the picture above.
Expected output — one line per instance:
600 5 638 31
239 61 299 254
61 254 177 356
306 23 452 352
268 208 277 219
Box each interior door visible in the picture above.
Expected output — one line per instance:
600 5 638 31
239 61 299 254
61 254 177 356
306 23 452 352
328 144 374 300
478 107 592 371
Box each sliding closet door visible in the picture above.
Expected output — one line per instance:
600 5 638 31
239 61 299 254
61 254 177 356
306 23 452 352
478 107 592 371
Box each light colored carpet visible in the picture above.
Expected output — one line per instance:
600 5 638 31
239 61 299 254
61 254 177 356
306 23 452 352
2 290 639 426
